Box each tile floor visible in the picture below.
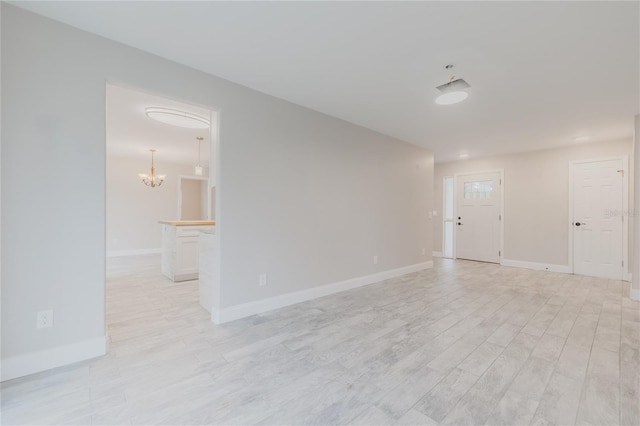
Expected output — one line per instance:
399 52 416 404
1 255 639 425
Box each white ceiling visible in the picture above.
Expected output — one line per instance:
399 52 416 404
15 1 640 162
106 84 212 166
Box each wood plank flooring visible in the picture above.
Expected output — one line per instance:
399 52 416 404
1 255 639 425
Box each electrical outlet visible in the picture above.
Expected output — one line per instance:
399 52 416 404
373 255 378 265
37 310 53 329
259 273 268 287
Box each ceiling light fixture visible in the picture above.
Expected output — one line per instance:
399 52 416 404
459 153 470 159
194 137 204 176
435 66 470 105
574 136 590 142
138 149 165 188
145 107 210 129
436 91 469 105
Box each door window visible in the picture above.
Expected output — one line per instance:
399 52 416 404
463 181 493 199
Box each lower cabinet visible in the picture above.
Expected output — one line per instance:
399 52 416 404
161 224 214 282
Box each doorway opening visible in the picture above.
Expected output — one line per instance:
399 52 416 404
569 157 628 280
453 170 503 263
105 82 220 350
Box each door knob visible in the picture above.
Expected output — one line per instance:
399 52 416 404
457 222 462 226
575 222 585 227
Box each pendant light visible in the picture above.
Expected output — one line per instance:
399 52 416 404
194 137 203 176
138 149 165 188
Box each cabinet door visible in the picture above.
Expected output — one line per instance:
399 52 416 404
175 237 200 276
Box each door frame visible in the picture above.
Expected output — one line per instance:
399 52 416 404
452 169 505 262
568 156 629 279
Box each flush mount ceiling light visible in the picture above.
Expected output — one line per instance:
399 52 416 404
145 107 210 129
436 91 469 105
459 153 470 159
435 65 470 105
574 136 590 142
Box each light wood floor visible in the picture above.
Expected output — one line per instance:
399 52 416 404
2 255 639 425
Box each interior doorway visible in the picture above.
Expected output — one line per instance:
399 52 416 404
570 157 627 280
105 82 220 352
454 171 503 263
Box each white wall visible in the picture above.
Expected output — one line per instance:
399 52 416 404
434 139 633 271
1 5 433 380
106 156 197 254
180 178 204 221
200 179 208 220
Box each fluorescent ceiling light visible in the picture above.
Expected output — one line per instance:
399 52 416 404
145 107 210 129
436 91 469 105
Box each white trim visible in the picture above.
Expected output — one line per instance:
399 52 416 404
1 336 107 382
452 169 505 263
630 283 640 301
212 261 434 324
106 248 161 257
501 258 570 274
569 156 629 280
432 251 443 258
211 110 222 317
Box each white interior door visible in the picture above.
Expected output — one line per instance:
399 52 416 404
572 159 624 280
455 172 501 263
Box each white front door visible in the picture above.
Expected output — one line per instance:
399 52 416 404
455 172 501 263
572 159 624 280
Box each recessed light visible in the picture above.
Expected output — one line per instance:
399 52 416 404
145 107 210 129
574 136 590 142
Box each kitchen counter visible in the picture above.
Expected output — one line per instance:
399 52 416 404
158 220 216 226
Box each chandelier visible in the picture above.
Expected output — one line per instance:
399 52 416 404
138 149 165 188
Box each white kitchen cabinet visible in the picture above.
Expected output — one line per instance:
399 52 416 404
159 221 215 282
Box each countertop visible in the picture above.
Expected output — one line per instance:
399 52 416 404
158 220 216 226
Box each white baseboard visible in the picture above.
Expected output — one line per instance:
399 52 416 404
1 336 107 382
106 248 162 257
500 259 570 274
213 261 434 324
432 251 443 258
630 284 640 301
